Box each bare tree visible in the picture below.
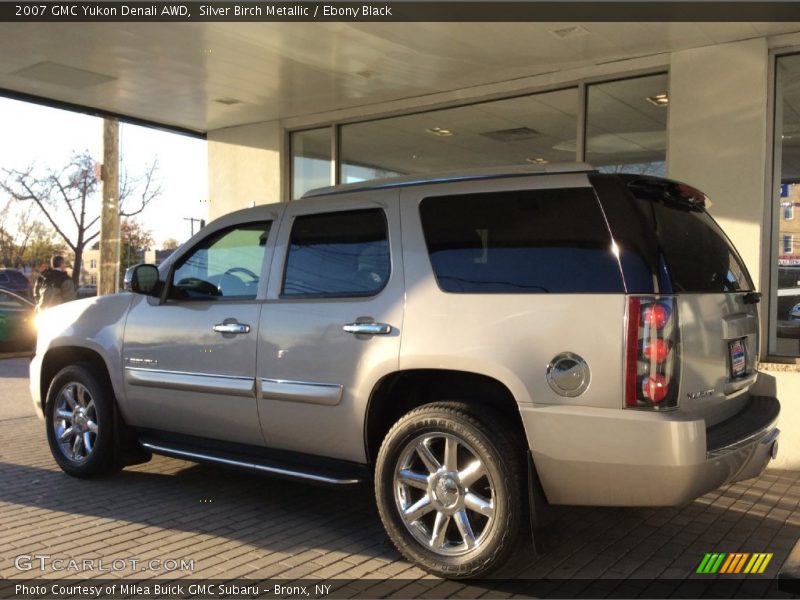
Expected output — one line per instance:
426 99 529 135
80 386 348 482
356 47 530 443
0 151 162 286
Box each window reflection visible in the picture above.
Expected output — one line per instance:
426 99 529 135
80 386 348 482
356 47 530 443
340 88 578 183
291 128 332 199
772 54 800 353
586 74 669 176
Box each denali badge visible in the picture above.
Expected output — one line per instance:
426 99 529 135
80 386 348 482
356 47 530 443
687 388 715 400
126 357 158 367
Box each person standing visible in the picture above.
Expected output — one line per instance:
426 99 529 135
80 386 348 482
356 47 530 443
34 255 77 309
28 260 49 293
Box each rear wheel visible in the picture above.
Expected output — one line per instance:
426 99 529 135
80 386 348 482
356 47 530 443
45 365 117 477
375 402 526 578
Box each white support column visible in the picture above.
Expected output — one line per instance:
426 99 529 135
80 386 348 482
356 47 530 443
667 38 769 291
207 120 284 221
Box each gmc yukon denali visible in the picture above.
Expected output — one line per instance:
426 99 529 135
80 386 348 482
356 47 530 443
31 164 780 578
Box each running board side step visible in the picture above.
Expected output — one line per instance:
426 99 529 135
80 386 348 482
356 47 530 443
140 441 366 485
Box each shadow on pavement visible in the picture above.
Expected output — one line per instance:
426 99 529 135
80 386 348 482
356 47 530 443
1 456 798 597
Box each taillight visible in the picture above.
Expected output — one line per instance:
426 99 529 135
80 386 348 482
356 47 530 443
643 304 670 329
625 296 680 410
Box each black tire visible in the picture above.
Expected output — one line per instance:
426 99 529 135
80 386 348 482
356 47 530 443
375 402 527 579
45 365 118 478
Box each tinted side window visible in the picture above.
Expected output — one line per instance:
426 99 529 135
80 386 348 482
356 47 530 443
649 202 754 293
420 188 624 293
282 209 389 297
171 222 271 301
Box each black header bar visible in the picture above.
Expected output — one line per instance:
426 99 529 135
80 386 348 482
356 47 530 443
3 1 800 22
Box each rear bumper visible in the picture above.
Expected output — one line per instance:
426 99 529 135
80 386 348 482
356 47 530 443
522 396 780 506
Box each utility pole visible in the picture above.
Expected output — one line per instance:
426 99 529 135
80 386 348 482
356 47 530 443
183 217 205 237
99 118 120 295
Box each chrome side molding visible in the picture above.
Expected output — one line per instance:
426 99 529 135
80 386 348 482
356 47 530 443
260 378 343 406
125 367 255 397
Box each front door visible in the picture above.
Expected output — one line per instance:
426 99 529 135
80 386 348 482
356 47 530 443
122 219 276 445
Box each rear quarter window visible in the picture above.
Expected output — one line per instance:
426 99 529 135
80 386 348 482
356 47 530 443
419 188 624 293
591 174 755 294
649 202 753 293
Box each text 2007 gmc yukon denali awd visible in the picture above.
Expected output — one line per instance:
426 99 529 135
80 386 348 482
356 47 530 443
30 164 780 578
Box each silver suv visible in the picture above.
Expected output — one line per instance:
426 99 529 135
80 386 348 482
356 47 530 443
31 164 780 578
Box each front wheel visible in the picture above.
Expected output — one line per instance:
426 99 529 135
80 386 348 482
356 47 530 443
45 365 117 477
375 402 526 578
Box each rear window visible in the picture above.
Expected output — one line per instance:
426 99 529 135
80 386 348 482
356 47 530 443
419 188 624 293
650 203 753 292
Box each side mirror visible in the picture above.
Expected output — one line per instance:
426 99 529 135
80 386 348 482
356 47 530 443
124 264 161 296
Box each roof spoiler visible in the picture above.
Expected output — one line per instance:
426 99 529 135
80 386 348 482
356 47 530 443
619 174 712 209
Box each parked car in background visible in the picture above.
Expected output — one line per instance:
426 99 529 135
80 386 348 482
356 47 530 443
0 268 32 300
0 288 35 354
76 284 97 299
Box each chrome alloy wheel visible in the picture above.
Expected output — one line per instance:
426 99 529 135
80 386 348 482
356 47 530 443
52 382 98 464
394 433 496 556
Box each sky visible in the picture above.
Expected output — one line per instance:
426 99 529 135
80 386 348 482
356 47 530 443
0 96 208 248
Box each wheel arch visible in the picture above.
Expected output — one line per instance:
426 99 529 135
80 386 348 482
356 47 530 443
39 346 116 413
364 369 528 464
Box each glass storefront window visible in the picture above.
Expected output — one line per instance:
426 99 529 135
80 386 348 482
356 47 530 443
771 54 800 355
340 88 578 183
586 73 669 176
291 127 332 199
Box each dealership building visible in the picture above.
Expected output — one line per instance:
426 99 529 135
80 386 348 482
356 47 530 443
2 14 800 467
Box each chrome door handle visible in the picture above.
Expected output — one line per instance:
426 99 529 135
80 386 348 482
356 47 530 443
343 322 392 335
213 322 251 334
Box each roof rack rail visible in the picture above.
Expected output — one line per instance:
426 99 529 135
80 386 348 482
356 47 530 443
302 162 595 198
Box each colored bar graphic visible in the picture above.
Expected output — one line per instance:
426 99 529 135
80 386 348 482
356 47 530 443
696 553 715 573
697 553 725 573
711 553 726 573
733 553 749 573
750 553 773 574
719 553 735 573
697 552 773 575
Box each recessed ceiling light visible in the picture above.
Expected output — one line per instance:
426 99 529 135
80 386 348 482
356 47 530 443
526 157 549 164
214 97 243 106
13 61 116 89
425 127 454 137
646 93 669 107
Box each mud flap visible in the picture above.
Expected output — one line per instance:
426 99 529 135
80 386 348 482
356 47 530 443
113 401 152 467
528 451 553 554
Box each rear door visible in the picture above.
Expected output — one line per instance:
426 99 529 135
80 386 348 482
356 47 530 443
256 192 403 463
